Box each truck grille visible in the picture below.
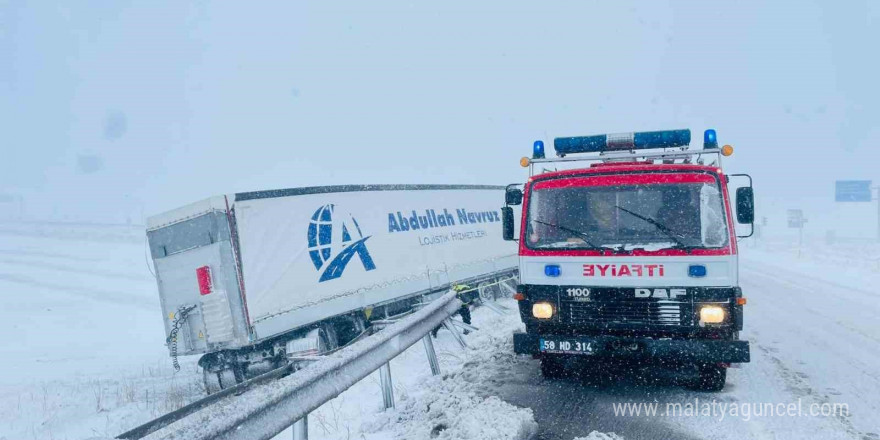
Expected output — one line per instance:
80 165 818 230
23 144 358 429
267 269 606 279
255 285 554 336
564 300 689 326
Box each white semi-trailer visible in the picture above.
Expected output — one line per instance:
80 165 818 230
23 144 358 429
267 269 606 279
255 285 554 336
146 185 517 393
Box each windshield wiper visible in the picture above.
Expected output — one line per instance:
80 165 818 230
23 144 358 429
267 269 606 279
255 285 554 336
613 206 691 250
531 219 607 251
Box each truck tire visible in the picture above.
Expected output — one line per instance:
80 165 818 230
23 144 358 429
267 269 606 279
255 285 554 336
217 367 240 389
540 356 566 379
692 364 727 392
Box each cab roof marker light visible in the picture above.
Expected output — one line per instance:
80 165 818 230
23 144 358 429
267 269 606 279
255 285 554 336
553 129 691 156
704 129 718 149
533 140 545 159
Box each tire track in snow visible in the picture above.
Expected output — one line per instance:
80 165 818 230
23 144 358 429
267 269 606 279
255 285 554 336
742 259 878 304
753 343 863 440
0 248 104 262
0 257 152 282
741 266 880 383
741 264 879 440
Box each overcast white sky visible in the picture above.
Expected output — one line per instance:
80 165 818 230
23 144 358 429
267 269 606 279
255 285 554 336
2 1 879 235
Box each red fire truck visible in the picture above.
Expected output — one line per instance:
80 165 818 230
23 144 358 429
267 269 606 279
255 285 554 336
502 129 753 391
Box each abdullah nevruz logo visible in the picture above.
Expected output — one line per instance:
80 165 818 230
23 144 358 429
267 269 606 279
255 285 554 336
307 204 376 282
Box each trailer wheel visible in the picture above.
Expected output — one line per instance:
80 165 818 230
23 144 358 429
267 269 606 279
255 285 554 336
217 367 240 389
328 315 364 347
540 356 566 379
320 323 340 351
692 364 727 392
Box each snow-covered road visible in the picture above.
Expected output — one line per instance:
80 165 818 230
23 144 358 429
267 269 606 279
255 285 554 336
480 249 880 440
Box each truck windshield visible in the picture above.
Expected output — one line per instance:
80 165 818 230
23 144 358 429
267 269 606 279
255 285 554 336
526 180 729 251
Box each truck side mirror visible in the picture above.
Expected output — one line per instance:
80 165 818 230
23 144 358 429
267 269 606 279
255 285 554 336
502 206 516 241
505 188 523 206
735 187 754 224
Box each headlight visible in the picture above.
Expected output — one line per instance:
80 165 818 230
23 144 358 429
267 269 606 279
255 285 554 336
699 305 726 324
532 302 554 319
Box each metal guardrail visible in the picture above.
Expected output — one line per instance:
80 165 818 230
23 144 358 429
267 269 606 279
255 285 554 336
125 289 471 440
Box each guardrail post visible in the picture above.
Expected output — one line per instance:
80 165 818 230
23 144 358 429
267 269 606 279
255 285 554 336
422 335 441 376
500 278 516 296
448 318 479 333
292 414 307 440
442 319 468 348
379 362 394 409
481 301 507 316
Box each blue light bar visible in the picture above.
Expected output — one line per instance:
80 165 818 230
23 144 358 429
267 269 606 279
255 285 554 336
704 129 718 149
553 129 691 156
533 140 545 159
544 264 561 277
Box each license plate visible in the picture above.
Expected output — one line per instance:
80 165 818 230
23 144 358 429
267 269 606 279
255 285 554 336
539 338 595 355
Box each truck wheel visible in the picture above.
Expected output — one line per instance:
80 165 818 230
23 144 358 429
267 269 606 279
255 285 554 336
540 356 566 379
320 323 340 351
202 365 240 394
200 353 244 394
217 366 241 389
692 364 727 392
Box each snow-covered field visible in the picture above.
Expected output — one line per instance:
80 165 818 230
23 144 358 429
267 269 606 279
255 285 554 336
0 222 204 440
3 222 880 440
0 222 537 440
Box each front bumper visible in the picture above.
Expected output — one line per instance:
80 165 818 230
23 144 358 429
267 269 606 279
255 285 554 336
513 332 750 363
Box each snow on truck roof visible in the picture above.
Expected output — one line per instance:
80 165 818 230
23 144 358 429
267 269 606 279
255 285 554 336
521 128 734 179
146 196 230 231
145 185 508 231
530 162 725 181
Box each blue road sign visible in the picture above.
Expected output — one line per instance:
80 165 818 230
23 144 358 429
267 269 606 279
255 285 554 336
835 180 872 202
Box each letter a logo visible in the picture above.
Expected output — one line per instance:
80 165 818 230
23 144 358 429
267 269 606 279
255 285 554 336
307 204 377 282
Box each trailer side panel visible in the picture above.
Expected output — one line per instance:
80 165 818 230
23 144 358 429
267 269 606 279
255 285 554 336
232 186 517 339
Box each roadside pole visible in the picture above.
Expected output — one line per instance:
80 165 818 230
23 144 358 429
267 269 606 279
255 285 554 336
875 186 880 242
797 219 804 257
834 180 874 242
379 362 394 410
292 416 307 440
787 209 806 258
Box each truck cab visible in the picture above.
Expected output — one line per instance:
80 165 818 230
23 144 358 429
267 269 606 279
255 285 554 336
504 129 753 391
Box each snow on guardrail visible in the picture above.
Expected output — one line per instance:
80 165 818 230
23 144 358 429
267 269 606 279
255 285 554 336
132 290 465 440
